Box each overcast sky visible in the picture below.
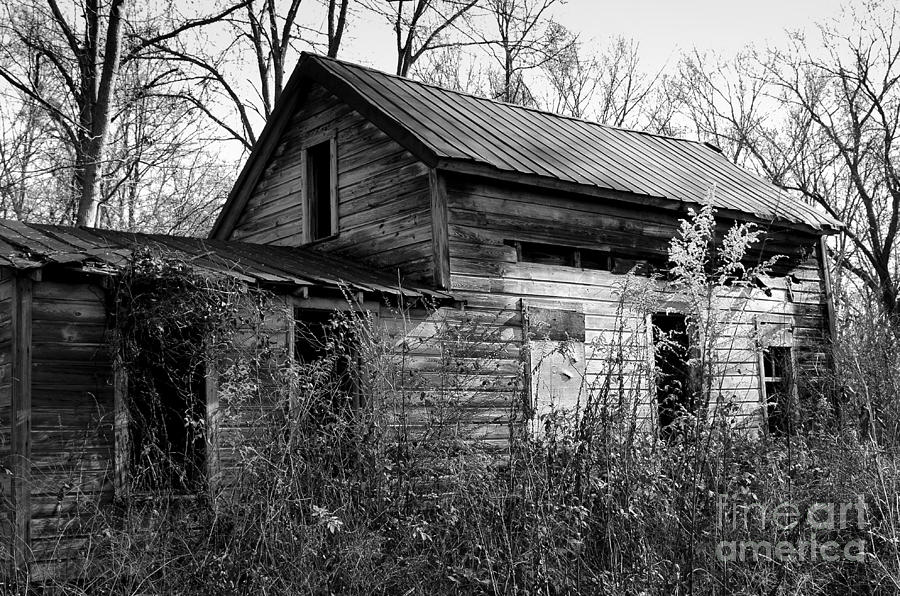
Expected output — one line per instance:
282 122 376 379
338 0 849 74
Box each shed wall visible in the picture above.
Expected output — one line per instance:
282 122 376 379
29 279 114 575
0 276 14 566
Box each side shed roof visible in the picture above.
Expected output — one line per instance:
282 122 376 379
0 219 449 300
212 53 842 238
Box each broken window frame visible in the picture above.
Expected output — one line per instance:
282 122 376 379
754 319 798 435
758 343 798 436
504 239 666 276
505 240 613 271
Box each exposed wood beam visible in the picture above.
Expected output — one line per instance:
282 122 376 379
429 169 450 290
9 274 32 569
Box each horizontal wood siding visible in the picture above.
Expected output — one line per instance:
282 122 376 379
28 280 114 572
213 295 292 494
445 175 830 432
377 302 523 447
230 83 434 282
0 276 13 567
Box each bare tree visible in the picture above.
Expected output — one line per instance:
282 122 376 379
674 2 900 321
0 0 248 226
327 0 350 57
480 0 570 105
541 35 664 128
362 0 478 76
159 0 352 151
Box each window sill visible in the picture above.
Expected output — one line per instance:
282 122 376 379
302 233 340 247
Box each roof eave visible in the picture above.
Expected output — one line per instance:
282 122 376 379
435 160 843 236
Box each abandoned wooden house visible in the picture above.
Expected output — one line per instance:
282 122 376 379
0 52 841 573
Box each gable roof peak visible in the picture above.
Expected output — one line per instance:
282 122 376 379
212 52 842 239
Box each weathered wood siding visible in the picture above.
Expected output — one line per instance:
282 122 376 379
213 295 292 494
377 302 521 446
0 276 14 565
229 83 434 282
443 174 830 429
29 280 114 573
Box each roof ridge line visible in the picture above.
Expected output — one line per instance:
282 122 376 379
303 52 711 148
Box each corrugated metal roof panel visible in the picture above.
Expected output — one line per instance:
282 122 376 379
0 221 449 300
311 54 840 231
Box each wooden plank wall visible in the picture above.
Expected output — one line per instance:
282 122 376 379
0 276 14 568
229 83 434 282
212 295 292 495
443 174 830 431
28 280 114 575
376 301 523 447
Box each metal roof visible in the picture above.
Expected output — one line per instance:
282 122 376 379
214 53 838 235
0 219 449 300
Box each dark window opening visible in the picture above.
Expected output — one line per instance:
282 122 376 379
762 346 794 435
306 140 334 242
580 248 613 271
652 313 694 437
128 361 206 493
519 241 576 267
505 240 615 271
294 308 360 415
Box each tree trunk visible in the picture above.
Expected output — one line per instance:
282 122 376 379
75 0 126 227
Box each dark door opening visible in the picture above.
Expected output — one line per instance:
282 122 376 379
128 359 206 493
652 313 694 436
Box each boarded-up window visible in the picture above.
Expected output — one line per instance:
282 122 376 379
525 304 586 432
651 312 695 436
304 138 337 242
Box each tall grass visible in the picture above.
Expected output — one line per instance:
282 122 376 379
16 210 900 595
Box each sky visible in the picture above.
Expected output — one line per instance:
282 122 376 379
337 0 849 74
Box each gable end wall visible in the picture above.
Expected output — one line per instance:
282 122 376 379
229 82 434 283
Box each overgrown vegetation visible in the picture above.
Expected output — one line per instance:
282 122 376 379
14 206 900 595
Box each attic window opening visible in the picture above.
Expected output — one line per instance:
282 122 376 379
304 139 337 243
